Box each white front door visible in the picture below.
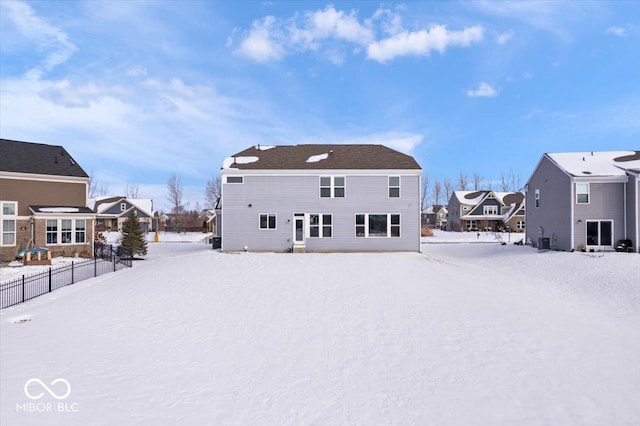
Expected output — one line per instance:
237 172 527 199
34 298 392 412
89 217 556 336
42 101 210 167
293 213 305 246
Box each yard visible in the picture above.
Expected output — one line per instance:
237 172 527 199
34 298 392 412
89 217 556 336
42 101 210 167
1 232 639 425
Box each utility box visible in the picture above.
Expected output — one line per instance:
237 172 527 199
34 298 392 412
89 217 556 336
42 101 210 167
538 237 550 250
211 237 221 249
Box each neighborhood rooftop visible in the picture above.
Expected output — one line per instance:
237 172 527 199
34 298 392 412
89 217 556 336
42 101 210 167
547 150 640 177
222 144 421 170
0 138 89 178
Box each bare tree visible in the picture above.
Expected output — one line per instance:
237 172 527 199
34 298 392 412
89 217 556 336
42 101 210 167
500 171 510 192
472 173 483 190
421 174 430 212
204 176 222 209
167 174 185 230
443 178 454 203
125 184 141 199
88 171 109 198
432 179 443 205
457 172 469 190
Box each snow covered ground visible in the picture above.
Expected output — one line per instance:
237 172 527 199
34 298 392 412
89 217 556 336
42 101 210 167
1 231 639 425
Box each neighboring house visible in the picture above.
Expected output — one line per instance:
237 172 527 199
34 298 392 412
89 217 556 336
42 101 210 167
422 205 448 229
525 151 640 252
0 138 95 261
220 144 422 252
91 196 156 233
447 190 525 232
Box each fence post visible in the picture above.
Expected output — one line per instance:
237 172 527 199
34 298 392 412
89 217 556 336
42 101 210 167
72 261 74 284
94 257 97 277
113 256 116 272
48 267 52 293
22 275 25 304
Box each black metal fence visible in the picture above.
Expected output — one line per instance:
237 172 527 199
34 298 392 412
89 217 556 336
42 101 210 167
0 244 132 309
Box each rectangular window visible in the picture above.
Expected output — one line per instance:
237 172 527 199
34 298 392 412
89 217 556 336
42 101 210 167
309 214 332 238
75 220 86 243
466 220 477 231
320 176 345 198
121 203 127 212
47 219 58 244
517 220 526 230
61 219 72 244
259 213 276 230
388 176 400 198
2 220 16 245
535 189 540 208
226 176 243 184
586 220 613 246
355 214 366 237
1 201 17 246
576 183 589 204
483 205 498 215
355 214 400 238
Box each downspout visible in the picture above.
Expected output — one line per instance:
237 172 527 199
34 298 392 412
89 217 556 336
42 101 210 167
637 179 639 253
623 180 627 238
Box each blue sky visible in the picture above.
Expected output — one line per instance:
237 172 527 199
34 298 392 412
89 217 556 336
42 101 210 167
1 1 638 211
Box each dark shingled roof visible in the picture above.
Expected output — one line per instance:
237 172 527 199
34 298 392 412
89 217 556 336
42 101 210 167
0 138 89 178
224 144 421 170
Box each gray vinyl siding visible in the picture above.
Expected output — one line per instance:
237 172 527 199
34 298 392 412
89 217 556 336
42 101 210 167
222 173 420 252
626 174 639 252
446 197 462 231
526 156 572 250
573 182 626 249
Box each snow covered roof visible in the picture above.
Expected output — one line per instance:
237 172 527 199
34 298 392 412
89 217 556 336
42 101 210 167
424 205 448 214
92 197 154 216
221 144 421 170
30 206 94 214
453 190 524 207
547 151 640 177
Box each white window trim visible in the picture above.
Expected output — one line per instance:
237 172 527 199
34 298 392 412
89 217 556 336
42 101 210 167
576 183 590 204
1 201 18 247
45 218 87 245
258 213 277 230
516 220 526 230
483 205 498 215
586 219 614 247
354 213 401 238
308 213 333 238
120 203 127 212
319 176 346 198
388 176 400 198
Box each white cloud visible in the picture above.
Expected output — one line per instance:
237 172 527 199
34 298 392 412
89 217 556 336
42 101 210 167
233 6 483 64
235 16 285 62
304 131 423 155
367 25 484 63
497 30 513 44
606 26 627 37
1 0 77 77
467 82 498 98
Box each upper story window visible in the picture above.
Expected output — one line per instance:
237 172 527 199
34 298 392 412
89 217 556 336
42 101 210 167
120 203 127 211
535 189 540 208
226 176 244 184
1 201 17 246
388 176 400 198
483 205 498 215
576 183 589 204
320 176 345 198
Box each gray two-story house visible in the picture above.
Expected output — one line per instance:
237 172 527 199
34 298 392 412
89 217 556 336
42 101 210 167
525 151 639 252
220 144 422 252
447 190 525 232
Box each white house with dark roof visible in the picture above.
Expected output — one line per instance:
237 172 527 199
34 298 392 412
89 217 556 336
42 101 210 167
447 190 525 232
220 144 422 252
525 151 640 252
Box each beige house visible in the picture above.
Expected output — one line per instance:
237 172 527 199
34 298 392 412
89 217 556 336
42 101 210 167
92 196 155 233
0 138 95 261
